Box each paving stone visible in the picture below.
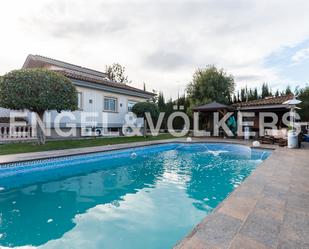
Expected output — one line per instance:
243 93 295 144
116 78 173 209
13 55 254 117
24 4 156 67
175 236 220 249
232 182 264 200
254 197 285 221
290 182 309 193
277 239 309 249
229 234 271 249
280 210 309 244
194 213 242 249
239 210 281 248
286 192 309 214
262 184 289 202
218 196 257 221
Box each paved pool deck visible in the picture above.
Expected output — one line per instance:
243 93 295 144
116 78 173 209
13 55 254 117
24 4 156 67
0 138 308 249
175 141 309 249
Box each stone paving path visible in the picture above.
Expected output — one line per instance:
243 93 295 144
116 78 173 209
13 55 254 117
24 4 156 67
175 143 309 249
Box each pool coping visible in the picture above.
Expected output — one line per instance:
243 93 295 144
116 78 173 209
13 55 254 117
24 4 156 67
0 138 274 165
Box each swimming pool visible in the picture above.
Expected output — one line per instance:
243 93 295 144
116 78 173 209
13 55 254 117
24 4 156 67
0 143 271 249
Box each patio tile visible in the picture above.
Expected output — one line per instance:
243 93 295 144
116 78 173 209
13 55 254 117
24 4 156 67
286 191 309 214
194 213 242 249
239 210 281 248
280 210 309 244
218 196 257 221
290 181 309 193
229 234 271 249
232 182 264 200
254 197 285 221
277 239 309 249
175 236 220 249
262 184 289 202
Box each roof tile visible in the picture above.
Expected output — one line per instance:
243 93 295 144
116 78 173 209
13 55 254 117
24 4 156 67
233 95 294 107
55 70 155 96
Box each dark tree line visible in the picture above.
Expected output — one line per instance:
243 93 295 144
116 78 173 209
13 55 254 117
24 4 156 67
232 83 294 103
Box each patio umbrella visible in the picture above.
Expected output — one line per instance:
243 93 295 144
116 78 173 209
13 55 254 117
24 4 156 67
283 98 302 130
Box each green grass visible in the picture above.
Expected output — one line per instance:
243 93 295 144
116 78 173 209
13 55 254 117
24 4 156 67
0 134 178 155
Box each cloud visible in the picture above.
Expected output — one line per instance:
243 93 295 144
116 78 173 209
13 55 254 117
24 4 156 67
1 0 309 98
21 1 128 39
291 47 309 64
144 51 190 70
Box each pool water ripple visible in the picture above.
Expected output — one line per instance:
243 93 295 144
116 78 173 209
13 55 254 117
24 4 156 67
0 143 271 249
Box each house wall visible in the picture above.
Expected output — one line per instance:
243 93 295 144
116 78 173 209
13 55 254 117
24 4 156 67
45 86 146 129
0 107 31 122
0 85 147 138
0 107 11 117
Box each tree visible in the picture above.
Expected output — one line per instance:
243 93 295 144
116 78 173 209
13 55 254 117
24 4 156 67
0 69 78 144
105 63 130 83
237 91 241 102
186 66 235 114
261 83 272 98
149 89 158 104
173 94 189 129
275 89 280 97
157 91 166 112
285 85 293 95
298 86 309 121
132 102 159 137
240 88 246 102
253 87 259 100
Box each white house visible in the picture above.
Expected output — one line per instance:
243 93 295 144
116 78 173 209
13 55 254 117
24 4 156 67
0 55 155 138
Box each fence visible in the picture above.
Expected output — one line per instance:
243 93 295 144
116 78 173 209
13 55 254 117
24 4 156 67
0 124 36 141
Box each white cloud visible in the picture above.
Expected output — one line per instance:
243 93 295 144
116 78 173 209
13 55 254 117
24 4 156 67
0 0 309 98
291 47 309 64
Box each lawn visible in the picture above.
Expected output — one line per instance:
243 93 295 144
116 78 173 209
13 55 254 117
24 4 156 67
0 134 178 155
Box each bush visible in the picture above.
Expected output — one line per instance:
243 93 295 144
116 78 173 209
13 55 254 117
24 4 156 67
132 102 159 120
0 69 78 144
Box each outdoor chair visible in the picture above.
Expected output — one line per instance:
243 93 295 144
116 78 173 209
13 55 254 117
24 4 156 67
259 129 275 144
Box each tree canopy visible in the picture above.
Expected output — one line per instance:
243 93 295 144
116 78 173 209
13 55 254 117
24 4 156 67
232 84 295 103
157 91 165 112
0 69 78 144
105 63 130 84
297 86 309 121
131 102 159 137
186 66 235 110
131 102 159 120
261 83 272 99
0 69 78 113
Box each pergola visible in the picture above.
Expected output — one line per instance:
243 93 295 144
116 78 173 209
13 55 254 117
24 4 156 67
193 101 235 115
193 101 235 136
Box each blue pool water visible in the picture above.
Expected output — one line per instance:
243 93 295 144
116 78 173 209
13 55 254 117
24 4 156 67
0 143 271 249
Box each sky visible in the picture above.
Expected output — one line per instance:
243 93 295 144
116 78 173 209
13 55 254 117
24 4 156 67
0 0 309 99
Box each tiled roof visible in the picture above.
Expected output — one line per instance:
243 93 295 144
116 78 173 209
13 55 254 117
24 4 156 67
194 101 234 111
55 70 155 96
23 54 108 79
233 95 294 108
22 54 155 97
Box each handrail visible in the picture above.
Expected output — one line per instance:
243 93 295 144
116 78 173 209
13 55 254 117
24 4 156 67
0 124 36 140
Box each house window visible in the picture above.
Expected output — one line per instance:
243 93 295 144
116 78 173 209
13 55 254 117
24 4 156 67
128 101 137 112
104 97 117 112
77 92 83 110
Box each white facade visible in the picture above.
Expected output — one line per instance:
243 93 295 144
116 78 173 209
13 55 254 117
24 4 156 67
0 107 11 117
45 86 145 129
0 54 154 138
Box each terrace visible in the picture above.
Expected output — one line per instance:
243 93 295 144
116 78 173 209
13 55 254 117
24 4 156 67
0 137 308 249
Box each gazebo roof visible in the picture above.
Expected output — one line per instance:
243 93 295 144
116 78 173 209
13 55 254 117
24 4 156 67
193 101 235 111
